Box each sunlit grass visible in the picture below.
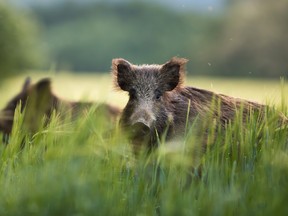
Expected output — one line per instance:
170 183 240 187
0 72 287 215
0 72 286 108
0 72 127 108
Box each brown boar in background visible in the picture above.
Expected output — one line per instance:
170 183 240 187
0 77 121 143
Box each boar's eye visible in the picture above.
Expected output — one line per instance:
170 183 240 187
129 88 137 99
154 89 162 101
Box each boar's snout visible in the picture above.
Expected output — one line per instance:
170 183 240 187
130 108 155 130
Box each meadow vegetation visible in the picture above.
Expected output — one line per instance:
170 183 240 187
0 74 287 215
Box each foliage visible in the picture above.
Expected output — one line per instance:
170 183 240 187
0 88 287 215
32 2 216 72
29 1 287 78
0 3 44 81
210 0 288 77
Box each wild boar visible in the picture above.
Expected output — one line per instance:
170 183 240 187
112 57 281 152
0 77 121 143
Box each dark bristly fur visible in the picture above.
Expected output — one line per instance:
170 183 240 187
112 57 287 153
0 77 121 143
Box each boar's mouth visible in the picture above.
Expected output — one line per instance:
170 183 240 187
128 122 158 150
131 122 150 136
0 112 14 144
0 111 13 130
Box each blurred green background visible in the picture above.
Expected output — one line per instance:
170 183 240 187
1 0 287 81
0 3 288 214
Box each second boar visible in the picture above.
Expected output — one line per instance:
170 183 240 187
0 77 121 143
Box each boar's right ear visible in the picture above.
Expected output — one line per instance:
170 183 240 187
22 77 31 91
112 58 133 91
160 57 188 91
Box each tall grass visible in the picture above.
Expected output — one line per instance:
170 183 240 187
0 89 288 216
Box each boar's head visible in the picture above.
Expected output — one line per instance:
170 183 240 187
112 57 188 150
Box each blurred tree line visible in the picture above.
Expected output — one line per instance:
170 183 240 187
1 0 287 78
0 3 43 81
32 2 216 73
213 0 288 77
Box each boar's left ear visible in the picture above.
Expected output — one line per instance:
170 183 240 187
32 78 52 100
160 57 188 91
28 78 52 109
112 58 133 91
35 78 51 92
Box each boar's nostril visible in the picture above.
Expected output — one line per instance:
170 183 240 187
131 122 150 136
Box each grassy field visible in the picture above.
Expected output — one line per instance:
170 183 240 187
0 72 287 107
0 73 288 215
